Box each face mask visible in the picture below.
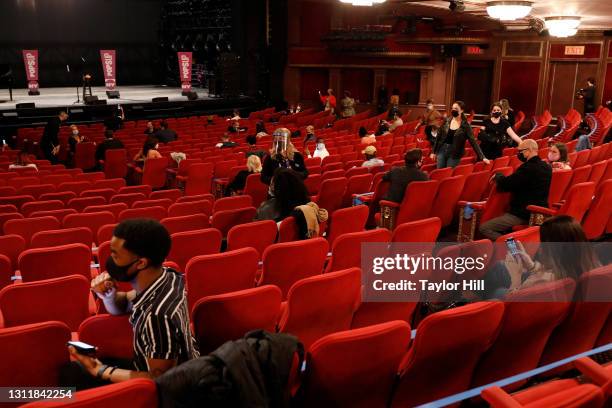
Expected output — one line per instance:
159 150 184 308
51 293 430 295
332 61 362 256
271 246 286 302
427 104 434 110
268 185 275 197
316 143 324 150
155 144 159 150
492 112 501 118
451 110 460 118
548 152 559 162
517 151 528 163
105 257 141 282
72 130 79 135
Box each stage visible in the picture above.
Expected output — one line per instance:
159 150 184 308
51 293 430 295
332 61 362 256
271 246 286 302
0 85 224 110
0 85 258 130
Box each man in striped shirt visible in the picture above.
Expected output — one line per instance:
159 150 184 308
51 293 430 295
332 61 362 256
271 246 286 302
70 219 199 383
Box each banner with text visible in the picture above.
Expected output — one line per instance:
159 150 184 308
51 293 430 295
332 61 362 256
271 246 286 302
177 52 192 92
22 50 39 94
99 50 116 90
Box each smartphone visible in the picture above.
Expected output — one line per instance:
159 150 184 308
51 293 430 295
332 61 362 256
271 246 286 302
67 341 96 356
505 237 519 257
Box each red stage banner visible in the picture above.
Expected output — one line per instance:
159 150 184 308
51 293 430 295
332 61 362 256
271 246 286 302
22 49 40 95
178 52 192 93
100 50 117 90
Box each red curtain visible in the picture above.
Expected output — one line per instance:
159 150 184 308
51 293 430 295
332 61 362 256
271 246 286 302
341 69 373 103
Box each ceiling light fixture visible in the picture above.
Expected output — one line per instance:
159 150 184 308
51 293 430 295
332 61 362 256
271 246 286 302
339 0 386 6
545 16 581 37
486 1 533 21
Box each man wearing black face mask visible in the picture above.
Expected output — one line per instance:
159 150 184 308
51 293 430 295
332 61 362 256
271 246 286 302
67 219 198 387
479 139 552 240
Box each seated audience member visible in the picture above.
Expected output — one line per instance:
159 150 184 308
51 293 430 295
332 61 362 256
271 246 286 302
482 215 600 299
96 130 125 163
547 142 572 170
256 168 311 222
319 88 336 114
154 120 178 144
227 119 244 134
246 135 266 160
478 103 522 160
499 98 516 128
261 128 308 184
225 155 262 196
215 134 238 149
144 121 157 136
383 110 404 132
104 105 125 131
67 124 85 167
134 139 162 166
303 125 316 146
418 99 442 144
479 139 552 240
67 219 199 387
9 148 37 171
359 126 376 145
361 145 385 168
229 109 241 121
255 121 269 139
305 138 330 160
382 149 429 203
431 100 489 169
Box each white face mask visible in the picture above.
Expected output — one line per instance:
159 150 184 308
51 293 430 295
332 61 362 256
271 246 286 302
72 130 79 135
316 143 324 150
155 144 159 150
427 104 434 110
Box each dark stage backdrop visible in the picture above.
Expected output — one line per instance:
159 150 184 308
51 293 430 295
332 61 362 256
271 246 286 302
0 0 163 87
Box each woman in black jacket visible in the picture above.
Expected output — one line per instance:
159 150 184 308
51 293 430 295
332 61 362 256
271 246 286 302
430 101 490 168
260 128 308 185
478 102 522 160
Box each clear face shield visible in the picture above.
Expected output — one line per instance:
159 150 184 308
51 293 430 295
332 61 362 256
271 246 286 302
272 128 290 156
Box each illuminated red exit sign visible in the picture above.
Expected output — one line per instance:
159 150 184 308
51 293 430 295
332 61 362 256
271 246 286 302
465 46 484 55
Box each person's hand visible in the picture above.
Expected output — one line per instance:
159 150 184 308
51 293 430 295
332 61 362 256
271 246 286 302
482 158 491 165
91 272 117 300
68 346 103 377
52 146 60 155
429 153 436 161
480 126 485 131
512 240 535 271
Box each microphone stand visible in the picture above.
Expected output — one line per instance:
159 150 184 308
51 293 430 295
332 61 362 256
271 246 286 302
68 65 81 105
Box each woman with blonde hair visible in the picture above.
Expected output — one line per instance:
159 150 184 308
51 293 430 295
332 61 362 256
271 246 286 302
260 128 308 185
499 98 515 128
225 155 262 196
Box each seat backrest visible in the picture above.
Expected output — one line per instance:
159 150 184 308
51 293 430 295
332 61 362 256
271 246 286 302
279 267 361 349
4 216 61 246
192 285 282 354
132 198 174 210
117 185 152 197
63 211 116 242
492 226 540 263
167 228 222 272
75 142 97 169
565 165 592 197
429 175 466 227
211 206 257 237
97 223 117 245
21 199 64 217
118 206 167 222
57 181 92 195
342 174 373 207
453 163 474 177
31 227 93 249
303 321 411 408
67 196 106 212
243 173 268 208
0 321 71 387
161 214 210 235
20 184 56 199
480 184 512 224
104 149 128 179
94 177 126 191
212 195 253 213
539 265 612 368
325 229 391 273
78 314 134 360
167 200 212 218
396 180 439 226
261 237 329 300
80 188 116 202
110 192 147 207
149 189 182 202
429 167 453 181
548 169 573 206
326 205 369 246
587 160 607 186
582 179 612 240
29 208 78 223
227 220 278 258
185 247 259 312
391 217 441 244
39 190 77 204
142 157 169 188
185 163 214 196
558 182 596 223
18 243 92 282
317 177 348 215
391 302 505 407
471 279 575 389
0 234 26 271
83 203 128 220
0 275 91 331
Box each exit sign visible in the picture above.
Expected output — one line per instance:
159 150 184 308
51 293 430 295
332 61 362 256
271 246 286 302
564 46 585 56
466 46 484 55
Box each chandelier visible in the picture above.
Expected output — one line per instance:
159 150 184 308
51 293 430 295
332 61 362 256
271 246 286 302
339 0 386 6
545 16 581 37
486 1 533 21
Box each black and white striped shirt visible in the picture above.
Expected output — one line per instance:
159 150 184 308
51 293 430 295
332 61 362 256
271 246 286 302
129 268 199 372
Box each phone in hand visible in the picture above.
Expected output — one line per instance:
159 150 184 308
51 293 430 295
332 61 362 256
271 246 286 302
67 341 97 356
505 237 520 257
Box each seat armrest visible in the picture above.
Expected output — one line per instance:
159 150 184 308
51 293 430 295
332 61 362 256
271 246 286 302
527 205 556 216
379 200 400 209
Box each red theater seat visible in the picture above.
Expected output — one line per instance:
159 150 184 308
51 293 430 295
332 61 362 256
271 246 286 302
302 321 411 408
83 203 128 220
167 228 222 272
211 206 257 237
185 247 259 312
192 285 282 354
212 195 253 213
77 314 134 361
118 206 167 222
226 220 278 258
161 214 210 235
0 235 26 271
18 243 92 282
0 275 91 331
110 192 148 207
278 267 361 350
378 180 439 230
63 211 115 242
67 196 106 212
4 216 61 246
325 229 391 273
30 227 93 249
325 205 369 246
260 238 329 300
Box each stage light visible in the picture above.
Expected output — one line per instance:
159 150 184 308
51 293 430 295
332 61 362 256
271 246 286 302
545 16 581 37
486 1 532 21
